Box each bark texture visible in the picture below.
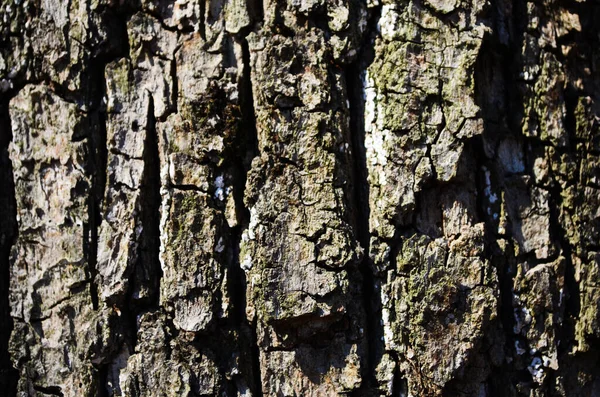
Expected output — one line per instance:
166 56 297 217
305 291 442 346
1 0 599 396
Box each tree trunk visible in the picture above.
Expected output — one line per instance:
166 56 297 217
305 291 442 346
1 0 599 396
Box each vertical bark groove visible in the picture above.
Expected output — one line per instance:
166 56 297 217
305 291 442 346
345 6 381 384
238 35 263 397
86 64 107 312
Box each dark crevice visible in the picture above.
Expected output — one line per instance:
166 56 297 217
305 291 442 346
83 15 133 311
500 5 528 381
83 40 121 312
96 364 109 397
237 37 262 397
248 318 263 396
85 88 105 312
168 183 206 192
247 0 264 26
473 3 520 393
33 385 64 397
63 0 73 62
128 93 163 321
240 38 259 163
388 351 408 397
83 10 130 393
199 0 206 41
171 58 178 114
223 40 256 325
228 225 247 326
345 5 382 392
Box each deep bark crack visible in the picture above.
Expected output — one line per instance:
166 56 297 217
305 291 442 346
126 93 163 338
345 4 383 392
234 36 262 397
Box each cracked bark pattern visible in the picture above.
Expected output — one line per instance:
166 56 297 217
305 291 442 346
0 0 599 396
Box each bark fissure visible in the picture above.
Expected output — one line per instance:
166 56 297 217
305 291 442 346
32 384 64 397
238 36 263 397
125 93 163 342
345 6 384 391
347 59 379 390
86 64 107 312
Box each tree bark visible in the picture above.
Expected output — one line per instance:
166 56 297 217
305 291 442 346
1 0 599 396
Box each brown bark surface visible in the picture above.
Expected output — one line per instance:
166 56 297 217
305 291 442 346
0 0 599 396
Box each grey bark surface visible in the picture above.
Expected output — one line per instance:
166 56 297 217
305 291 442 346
0 0 599 396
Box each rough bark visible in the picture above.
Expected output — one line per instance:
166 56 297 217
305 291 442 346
1 0 599 396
